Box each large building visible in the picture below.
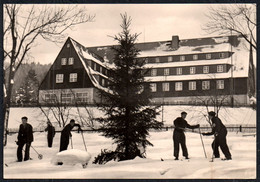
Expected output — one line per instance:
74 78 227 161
39 34 255 106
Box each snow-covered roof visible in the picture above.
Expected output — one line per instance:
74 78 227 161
137 42 231 57
71 35 252 82
70 38 113 94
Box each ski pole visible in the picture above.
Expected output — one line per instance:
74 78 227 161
80 131 87 151
198 127 207 158
70 137 73 149
31 145 43 160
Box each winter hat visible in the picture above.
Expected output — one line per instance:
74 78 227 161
181 111 187 115
70 119 75 123
21 116 28 120
208 111 216 116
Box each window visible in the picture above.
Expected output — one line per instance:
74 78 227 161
155 57 160 63
61 93 72 103
189 81 196 90
176 68 182 75
150 83 157 92
193 55 198 60
45 93 57 102
175 82 183 91
180 56 185 61
217 65 224 72
202 81 210 90
69 73 77 82
216 80 224 89
61 58 67 65
68 57 74 65
162 82 170 91
56 74 64 83
101 78 105 86
93 63 97 71
219 53 225 58
168 56 173 62
144 58 149 64
203 66 209 73
76 93 88 103
206 54 211 59
67 43 70 48
151 69 157 76
100 66 103 74
190 67 196 74
164 68 170 76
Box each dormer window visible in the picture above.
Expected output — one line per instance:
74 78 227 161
180 56 185 61
193 55 198 60
67 43 70 48
61 58 67 65
206 54 211 59
68 57 74 65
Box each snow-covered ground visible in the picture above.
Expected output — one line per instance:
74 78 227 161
8 105 256 131
4 130 256 179
4 106 256 179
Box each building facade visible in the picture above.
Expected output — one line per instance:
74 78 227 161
39 35 255 106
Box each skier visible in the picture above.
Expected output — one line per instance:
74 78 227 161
16 116 34 162
173 111 200 160
45 120 55 148
202 111 232 160
59 119 83 152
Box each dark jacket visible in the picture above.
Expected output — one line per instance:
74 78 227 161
45 125 55 138
18 124 33 143
174 117 199 133
61 123 81 138
203 116 226 136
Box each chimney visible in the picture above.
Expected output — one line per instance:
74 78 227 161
171 35 179 50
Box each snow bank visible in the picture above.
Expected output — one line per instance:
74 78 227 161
51 149 91 168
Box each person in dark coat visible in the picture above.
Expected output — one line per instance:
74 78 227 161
59 119 82 152
202 111 232 160
16 116 34 162
173 112 200 160
45 120 55 148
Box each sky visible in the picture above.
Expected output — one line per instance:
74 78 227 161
14 3 249 65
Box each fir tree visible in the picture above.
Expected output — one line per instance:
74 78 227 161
16 69 39 104
93 14 163 164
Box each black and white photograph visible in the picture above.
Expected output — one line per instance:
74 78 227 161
2 3 257 179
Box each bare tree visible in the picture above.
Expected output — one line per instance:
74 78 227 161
3 4 95 146
203 4 256 50
39 89 96 129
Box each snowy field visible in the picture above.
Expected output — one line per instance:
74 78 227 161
4 130 256 179
4 106 256 179
7 105 256 131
